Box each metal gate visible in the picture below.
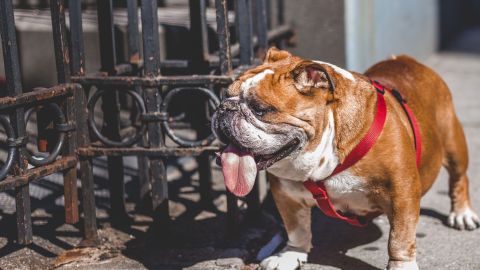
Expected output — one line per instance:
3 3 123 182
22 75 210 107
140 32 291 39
0 0 80 245
0 0 292 245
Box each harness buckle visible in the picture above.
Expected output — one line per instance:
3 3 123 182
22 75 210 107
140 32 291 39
391 89 406 103
372 80 386 94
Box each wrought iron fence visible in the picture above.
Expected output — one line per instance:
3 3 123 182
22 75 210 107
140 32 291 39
0 0 293 245
0 0 80 245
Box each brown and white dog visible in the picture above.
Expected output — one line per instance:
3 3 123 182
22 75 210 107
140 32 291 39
211 48 479 270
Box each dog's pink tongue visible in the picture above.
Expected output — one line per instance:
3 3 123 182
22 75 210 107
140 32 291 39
220 144 257 197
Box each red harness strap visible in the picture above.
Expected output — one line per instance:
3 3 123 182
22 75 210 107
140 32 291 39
303 80 422 227
372 80 422 167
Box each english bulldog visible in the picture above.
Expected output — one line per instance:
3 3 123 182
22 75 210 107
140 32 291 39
211 47 479 270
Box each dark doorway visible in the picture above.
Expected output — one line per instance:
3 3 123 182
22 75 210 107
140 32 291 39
440 0 480 53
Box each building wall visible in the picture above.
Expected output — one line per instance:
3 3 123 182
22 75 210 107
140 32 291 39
283 0 346 66
345 0 438 72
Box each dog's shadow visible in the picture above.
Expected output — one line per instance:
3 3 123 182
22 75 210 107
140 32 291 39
307 208 384 270
305 207 450 270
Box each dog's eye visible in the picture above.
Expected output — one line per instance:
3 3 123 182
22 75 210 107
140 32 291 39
250 102 274 117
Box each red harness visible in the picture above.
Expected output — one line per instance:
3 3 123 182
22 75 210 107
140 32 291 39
303 80 422 227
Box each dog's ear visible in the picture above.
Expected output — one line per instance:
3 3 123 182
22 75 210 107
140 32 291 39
291 61 335 94
225 80 242 97
264 47 291 63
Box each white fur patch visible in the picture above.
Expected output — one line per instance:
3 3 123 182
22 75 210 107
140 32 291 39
448 207 480 230
268 110 377 216
313 60 355 81
268 110 338 181
240 69 274 95
324 171 377 215
260 248 307 270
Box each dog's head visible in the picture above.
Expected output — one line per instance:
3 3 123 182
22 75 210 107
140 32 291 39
212 48 356 196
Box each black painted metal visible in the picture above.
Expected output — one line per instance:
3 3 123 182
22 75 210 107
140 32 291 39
161 87 220 147
126 0 141 65
24 103 67 166
68 0 99 245
215 0 233 75
126 0 151 211
140 0 170 237
255 0 268 58
0 0 33 245
189 0 215 209
0 0 292 245
97 0 131 226
277 0 285 25
0 0 82 244
50 0 80 225
215 0 239 231
141 0 162 76
71 74 234 87
0 115 17 180
87 90 146 147
275 0 286 49
189 0 209 70
236 0 254 65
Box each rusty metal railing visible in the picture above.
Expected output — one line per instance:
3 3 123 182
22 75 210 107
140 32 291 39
0 0 80 245
0 0 293 245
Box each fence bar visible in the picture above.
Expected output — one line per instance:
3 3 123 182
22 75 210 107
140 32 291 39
69 0 99 244
215 0 232 75
141 0 170 236
0 157 77 191
189 0 214 208
236 0 253 65
189 0 209 70
245 176 262 220
275 0 285 48
255 0 268 58
127 0 141 64
127 0 151 209
50 0 71 83
50 0 79 225
0 84 73 110
78 146 219 157
229 24 292 58
97 0 130 226
69 0 86 75
71 74 233 87
141 1 161 75
277 0 284 25
0 0 32 245
265 0 271 29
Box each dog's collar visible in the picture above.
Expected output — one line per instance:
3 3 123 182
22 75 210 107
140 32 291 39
304 80 422 227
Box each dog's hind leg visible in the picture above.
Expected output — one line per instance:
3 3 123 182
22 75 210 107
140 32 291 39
260 174 311 270
442 114 480 230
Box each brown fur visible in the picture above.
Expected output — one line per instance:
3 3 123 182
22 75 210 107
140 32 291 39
229 48 476 267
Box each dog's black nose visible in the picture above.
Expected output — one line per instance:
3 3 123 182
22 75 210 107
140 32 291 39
219 99 240 112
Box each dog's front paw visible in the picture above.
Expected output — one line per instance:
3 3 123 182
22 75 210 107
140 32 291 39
448 207 480 230
386 260 419 270
260 247 307 270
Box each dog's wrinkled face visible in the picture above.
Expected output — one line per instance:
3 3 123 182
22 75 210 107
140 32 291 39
212 48 350 196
